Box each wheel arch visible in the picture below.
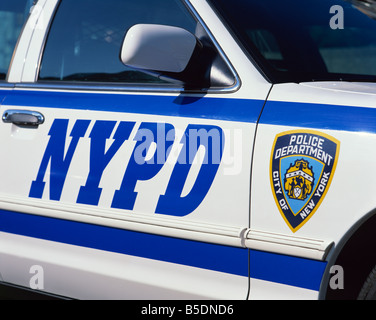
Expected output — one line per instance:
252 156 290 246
319 210 376 299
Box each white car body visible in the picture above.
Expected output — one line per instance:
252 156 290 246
0 0 375 300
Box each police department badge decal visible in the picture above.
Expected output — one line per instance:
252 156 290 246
270 130 340 232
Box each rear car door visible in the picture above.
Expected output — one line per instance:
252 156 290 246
0 0 271 299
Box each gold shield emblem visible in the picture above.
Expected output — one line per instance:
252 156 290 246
284 159 314 201
270 130 340 232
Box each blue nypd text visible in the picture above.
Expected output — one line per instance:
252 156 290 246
29 119 225 217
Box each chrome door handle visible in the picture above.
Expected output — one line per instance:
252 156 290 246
2 110 45 126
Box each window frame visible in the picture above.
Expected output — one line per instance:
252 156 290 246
23 0 240 94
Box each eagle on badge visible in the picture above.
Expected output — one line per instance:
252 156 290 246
284 159 314 201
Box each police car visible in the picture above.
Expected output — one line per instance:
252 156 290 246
0 0 376 301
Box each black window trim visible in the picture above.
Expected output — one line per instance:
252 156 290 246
206 0 273 84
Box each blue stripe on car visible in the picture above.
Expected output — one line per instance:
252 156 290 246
0 210 326 291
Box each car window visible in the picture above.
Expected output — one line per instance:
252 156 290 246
0 0 33 81
38 0 198 85
309 25 376 75
209 0 376 83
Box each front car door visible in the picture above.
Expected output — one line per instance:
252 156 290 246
0 0 271 299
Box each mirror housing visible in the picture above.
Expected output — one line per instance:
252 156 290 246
121 24 236 89
121 24 210 88
121 24 200 73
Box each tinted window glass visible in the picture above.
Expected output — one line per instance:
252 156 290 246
0 0 32 80
209 0 376 83
39 0 197 84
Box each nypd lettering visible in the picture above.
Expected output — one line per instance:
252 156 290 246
270 130 340 232
29 119 225 217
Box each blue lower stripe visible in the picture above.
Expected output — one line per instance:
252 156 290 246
0 210 248 277
250 250 326 291
0 210 326 291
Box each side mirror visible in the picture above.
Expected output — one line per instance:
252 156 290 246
121 24 205 87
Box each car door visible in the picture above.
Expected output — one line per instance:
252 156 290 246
0 0 272 299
